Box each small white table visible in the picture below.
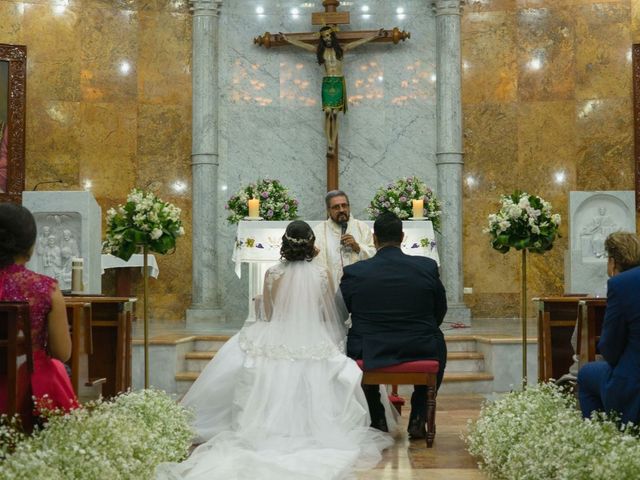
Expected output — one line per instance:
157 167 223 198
101 254 159 298
101 254 159 278
232 220 438 322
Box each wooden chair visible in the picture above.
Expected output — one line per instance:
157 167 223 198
577 298 606 366
0 302 33 424
536 296 587 382
65 301 106 395
357 359 439 447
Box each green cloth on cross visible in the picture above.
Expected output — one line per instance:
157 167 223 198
321 76 347 113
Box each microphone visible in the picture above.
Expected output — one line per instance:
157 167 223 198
33 180 63 191
340 221 351 253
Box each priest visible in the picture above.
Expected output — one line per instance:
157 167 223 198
313 190 375 290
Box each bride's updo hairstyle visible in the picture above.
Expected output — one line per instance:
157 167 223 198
281 220 316 262
0 203 37 269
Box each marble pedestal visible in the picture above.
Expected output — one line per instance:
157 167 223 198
23 191 102 294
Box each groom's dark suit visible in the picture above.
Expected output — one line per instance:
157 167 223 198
340 246 447 429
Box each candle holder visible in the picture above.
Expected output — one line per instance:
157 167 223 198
244 216 264 221
408 217 427 221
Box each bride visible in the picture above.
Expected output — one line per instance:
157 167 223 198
156 221 394 479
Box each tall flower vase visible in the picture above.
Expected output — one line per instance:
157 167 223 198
520 249 528 387
143 245 150 389
485 191 562 390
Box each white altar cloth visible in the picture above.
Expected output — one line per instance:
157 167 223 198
232 220 439 278
101 253 160 278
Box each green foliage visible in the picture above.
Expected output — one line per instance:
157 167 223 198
485 191 561 254
225 178 299 224
1 389 193 480
367 176 442 232
103 189 185 261
466 383 640 480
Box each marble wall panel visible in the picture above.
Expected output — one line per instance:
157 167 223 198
516 7 575 102
460 0 636 318
24 100 82 187
462 11 517 104
575 3 631 101
576 97 634 191
79 7 138 103
22 3 81 102
0 2 23 43
516 101 577 193
137 10 191 105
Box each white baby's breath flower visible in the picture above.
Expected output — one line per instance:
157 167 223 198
150 228 163 240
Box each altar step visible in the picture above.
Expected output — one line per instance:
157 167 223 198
174 334 502 396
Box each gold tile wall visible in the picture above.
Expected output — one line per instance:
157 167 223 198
0 0 192 321
463 0 639 317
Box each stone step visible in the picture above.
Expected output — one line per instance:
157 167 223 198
191 335 231 352
183 349 486 374
439 372 495 394
185 351 216 372
443 335 478 352
445 351 485 373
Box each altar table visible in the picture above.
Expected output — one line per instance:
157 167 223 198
232 220 439 322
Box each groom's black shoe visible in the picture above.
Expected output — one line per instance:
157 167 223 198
407 414 426 440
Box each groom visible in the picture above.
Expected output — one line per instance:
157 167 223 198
340 212 447 437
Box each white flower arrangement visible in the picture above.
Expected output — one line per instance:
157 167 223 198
485 191 561 254
1 389 193 479
103 189 185 261
466 382 640 479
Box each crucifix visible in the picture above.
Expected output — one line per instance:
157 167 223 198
254 0 410 191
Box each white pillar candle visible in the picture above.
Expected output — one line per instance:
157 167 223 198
248 198 260 218
412 199 424 218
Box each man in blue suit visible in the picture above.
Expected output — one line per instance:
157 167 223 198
578 232 640 424
340 212 447 438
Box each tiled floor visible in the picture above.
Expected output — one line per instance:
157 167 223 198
357 394 487 479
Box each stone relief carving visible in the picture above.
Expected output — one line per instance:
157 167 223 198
33 213 82 290
579 206 618 260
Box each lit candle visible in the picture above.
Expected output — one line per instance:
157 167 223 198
248 198 260 218
412 199 424 218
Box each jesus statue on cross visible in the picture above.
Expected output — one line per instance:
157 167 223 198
280 26 384 154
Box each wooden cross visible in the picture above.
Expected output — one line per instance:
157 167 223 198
254 0 410 191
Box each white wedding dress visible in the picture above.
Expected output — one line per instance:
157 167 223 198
156 261 394 480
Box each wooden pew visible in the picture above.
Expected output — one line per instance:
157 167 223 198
63 296 135 398
0 302 33 423
577 298 607 367
536 296 588 382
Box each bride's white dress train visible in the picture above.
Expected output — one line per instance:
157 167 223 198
156 261 394 480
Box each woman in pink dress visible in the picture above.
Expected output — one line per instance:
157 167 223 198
0 202 78 415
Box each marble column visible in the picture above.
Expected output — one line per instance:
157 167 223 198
433 0 470 323
187 0 224 324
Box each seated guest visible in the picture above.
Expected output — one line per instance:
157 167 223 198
0 203 78 414
577 232 640 423
340 212 447 438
